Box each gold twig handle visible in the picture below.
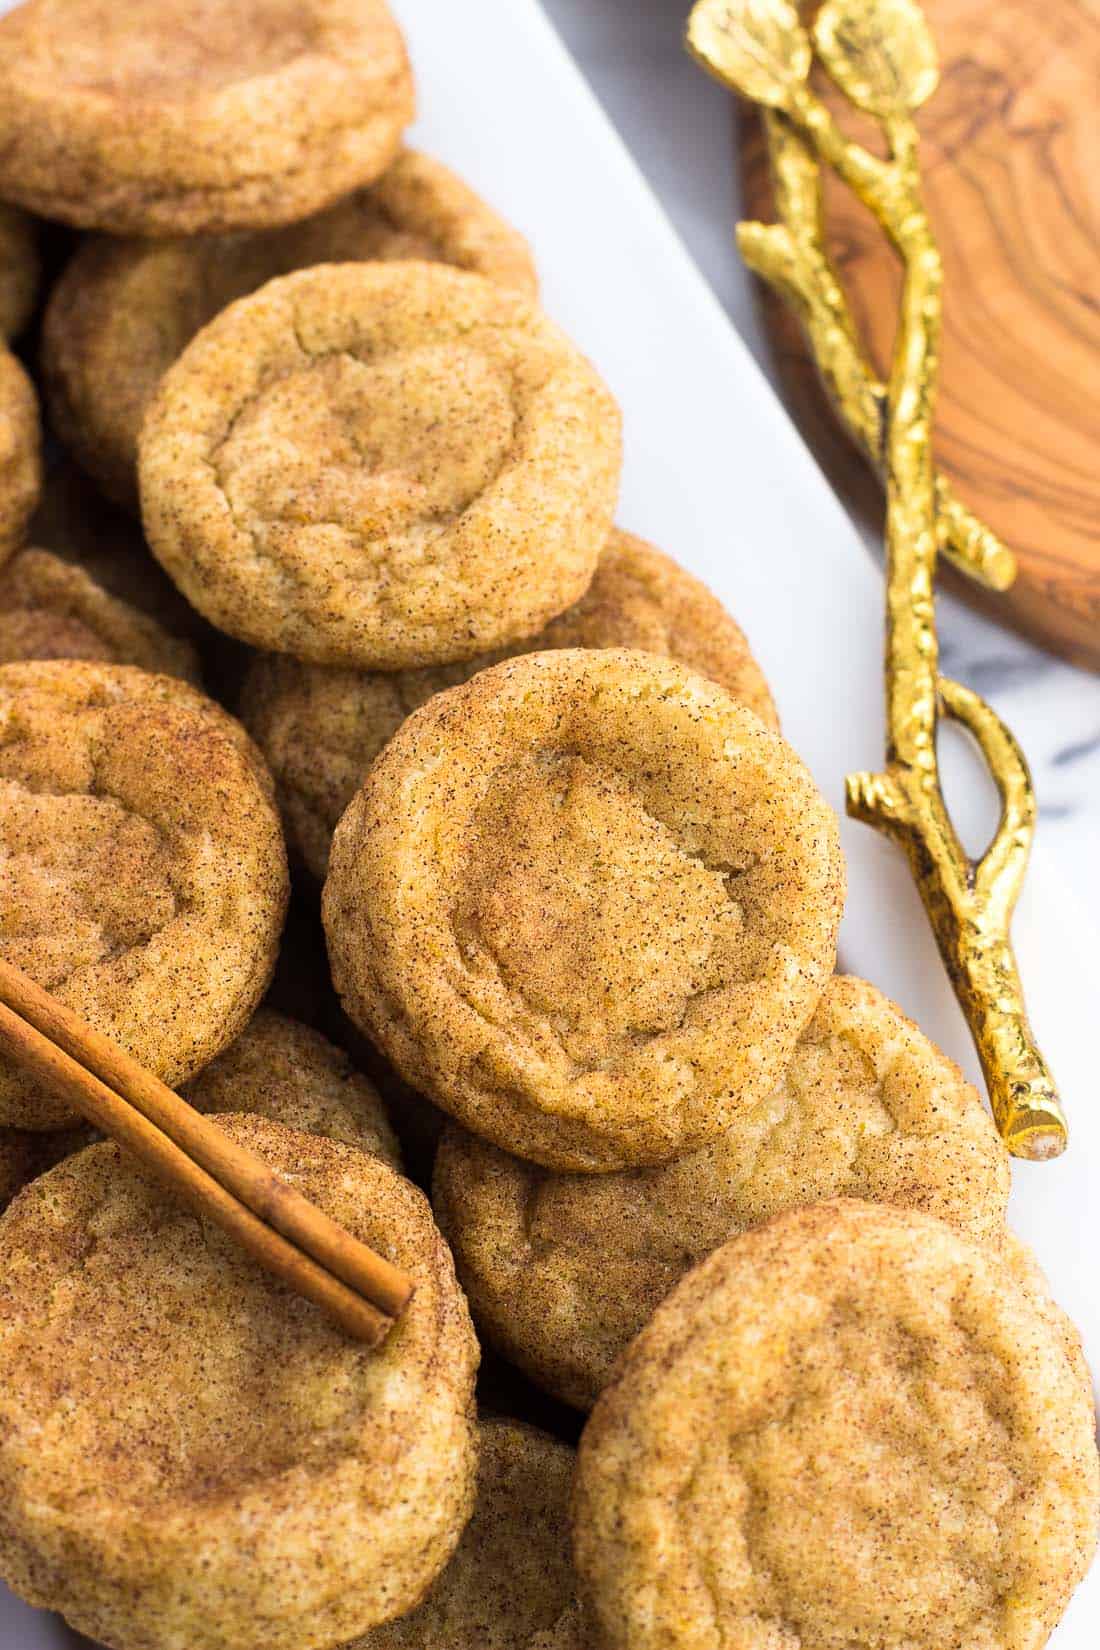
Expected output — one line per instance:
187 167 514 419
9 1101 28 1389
687 0 1065 1159
847 680 1066 1158
737 114 1015 591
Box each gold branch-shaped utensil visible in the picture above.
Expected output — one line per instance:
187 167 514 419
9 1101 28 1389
739 110 1015 592
688 0 1067 1159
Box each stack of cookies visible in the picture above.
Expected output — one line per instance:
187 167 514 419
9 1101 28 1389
0 3 1094 1649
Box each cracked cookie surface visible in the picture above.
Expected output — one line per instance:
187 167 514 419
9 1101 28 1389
0 204 38 340
43 149 537 511
0 0 414 235
434 975 1012 1408
0 661 287 1128
140 262 620 669
573 1199 1100 1650
360 1418 578 1650
183 1007 400 1168
325 649 842 1171
0 346 41 568
242 530 779 880
0 1115 479 1650
0 546 201 680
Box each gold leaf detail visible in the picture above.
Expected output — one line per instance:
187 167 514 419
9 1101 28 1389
686 0 812 109
814 0 939 116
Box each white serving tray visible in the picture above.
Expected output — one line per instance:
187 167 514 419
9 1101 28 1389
0 0 1095 1643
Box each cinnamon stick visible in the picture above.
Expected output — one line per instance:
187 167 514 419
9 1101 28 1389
0 958 414 1344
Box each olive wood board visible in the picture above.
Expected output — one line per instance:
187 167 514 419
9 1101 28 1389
739 0 1100 668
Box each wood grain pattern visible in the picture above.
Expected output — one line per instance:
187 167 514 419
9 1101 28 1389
740 0 1100 668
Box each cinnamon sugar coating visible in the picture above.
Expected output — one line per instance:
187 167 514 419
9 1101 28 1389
0 661 287 1128
0 0 414 235
242 530 779 880
0 1011 397 1256
325 649 843 1171
573 1200 1100 1650
434 975 1012 1408
43 149 536 511
0 1116 479 1650
183 1007 400 1168
360 1419 578 1650
139 262 621 668
0 547 201 679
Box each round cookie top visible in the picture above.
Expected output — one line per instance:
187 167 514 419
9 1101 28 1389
242 529 779 880
0 345 41 568
138 261 622 669
43 149 538 512
573 1199 1100 1650
362 1418 578 1650
183 1007 401 1169
0 0 414 235
0 1115 479 1650
0 546 201 680
0 661 288 1129
434 974 1012 1408
0 204 38 340
325 648 844 1171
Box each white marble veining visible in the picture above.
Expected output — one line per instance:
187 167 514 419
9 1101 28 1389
542 0 1100 930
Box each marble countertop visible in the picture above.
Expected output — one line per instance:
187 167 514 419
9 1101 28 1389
542 0 1100 932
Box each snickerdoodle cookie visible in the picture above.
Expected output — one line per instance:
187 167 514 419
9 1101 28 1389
243 530 779 880
1004 1232 1095 1408
0 0 414 236
44 150 537 511
0 661 287 1129
361 1419 578 1650
0 346 40 567
0 1115 479 1650
325 649 843 1171
139 262 622 668
0 204 38 340
434 975 1012 1408
573 1199 1100 1650
183 1008 400 1169
0 546 201 679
